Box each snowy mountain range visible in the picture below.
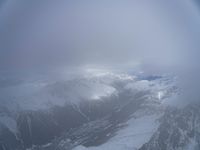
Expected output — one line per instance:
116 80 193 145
1 70 197 150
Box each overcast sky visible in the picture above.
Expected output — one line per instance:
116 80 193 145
0 0 200 73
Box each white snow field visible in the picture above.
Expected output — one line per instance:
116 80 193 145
73 115 160 150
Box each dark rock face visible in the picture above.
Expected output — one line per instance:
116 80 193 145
0 125 22 150
140 104 200 150
16 104 90 149
17 111 61 148
0 103 91 150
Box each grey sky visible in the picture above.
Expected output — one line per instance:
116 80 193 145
0 0 200 73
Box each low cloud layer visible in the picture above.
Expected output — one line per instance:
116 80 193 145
0 0 200 73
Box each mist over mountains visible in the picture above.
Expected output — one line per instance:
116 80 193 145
0 0 200 150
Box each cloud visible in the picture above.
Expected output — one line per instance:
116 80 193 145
0 0 200 74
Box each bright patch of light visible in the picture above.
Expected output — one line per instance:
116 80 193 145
90 85 116 100
83 66 135 81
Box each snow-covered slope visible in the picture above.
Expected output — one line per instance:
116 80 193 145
73 115 160 150
140 104 200 150
0 70 178 150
